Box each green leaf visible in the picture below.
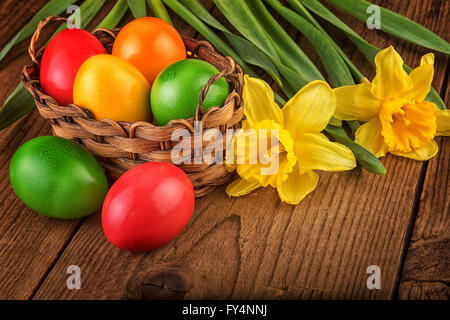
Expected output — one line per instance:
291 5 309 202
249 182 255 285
224 34 283 87
298 0 446 110
326 0 450 55
0 0 78 62
265 0 354 87
346 120 360 134
325 125 386 174
283 0 364 81
127 0 147 18
212 0 309 90
0 83 35 130
147 0 172 24
282 0 361 129
162 0 251 73
96 0 128 29
245 0 325 82
179 0 282 86
213 0 281 60
299 0 379 62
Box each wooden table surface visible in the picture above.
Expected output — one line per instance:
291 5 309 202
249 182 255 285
0 0 448 300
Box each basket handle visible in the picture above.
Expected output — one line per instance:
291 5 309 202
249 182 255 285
195 57 236 122
29 16 68 67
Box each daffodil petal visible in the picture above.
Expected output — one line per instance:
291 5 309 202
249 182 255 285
355 117 388 158
277 167 319 205
371 46 413 100
243 75 284 126
295 132 356 172
401 53 434 101
282 80 336 138
379 100 436 153
436 109 450 136
225 161 237 172
334 83 382 121
236 151 295 188
420 53 435 66
391 139 438 160
226 178 261 197
231 119 297 188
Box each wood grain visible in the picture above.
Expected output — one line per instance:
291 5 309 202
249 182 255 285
398 115 449 299
0 0 128 300
0 0 74 299
0 0 448 300
332 0 450 300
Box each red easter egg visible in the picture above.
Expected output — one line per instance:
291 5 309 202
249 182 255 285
102 162 195 252
40 28 106 105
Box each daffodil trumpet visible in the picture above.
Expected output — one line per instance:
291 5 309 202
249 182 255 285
225 75 356 205
334 46 449 160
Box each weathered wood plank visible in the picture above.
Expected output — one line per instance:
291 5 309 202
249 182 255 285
0 0 73 299
397 84 449 299
0 0 125 299
331 0 450 299
350 0 450 300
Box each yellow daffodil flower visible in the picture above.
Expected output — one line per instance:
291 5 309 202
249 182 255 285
334 46 450 160
225 75 356 205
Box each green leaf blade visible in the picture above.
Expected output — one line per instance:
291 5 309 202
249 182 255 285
211 0 310 90
127 0 147 18
265 0 354 87
147 0 173 24
162 0 252 72
96 0 128 29
52 0 107 36
0 0 78 62
326 0 450 55
179 0 282 86
0 83 35 130
284 0 364 81
246 0 325 82
213 0 281 60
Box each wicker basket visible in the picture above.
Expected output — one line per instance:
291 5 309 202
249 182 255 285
22 16 244 197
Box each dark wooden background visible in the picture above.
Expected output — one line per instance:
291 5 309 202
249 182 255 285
0 0 448 300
